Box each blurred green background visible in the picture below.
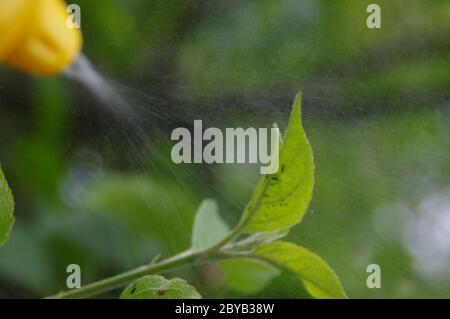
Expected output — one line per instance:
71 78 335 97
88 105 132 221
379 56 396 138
1 0 450 298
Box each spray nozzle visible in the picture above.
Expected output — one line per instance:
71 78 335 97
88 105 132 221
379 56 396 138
0 0 82 76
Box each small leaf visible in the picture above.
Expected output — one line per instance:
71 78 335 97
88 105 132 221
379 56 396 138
191 199 229 250
219 258 280 295
254 241 347 299
240 93 314 233
0 165 14 246
120 275 202 299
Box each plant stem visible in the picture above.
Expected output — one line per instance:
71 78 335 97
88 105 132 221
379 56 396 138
48 181 266 299
48 223 244 299
48 250 198 299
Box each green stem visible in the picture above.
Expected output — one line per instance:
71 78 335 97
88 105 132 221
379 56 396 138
48 177 267 299
47 250 199 299
47 223 244 299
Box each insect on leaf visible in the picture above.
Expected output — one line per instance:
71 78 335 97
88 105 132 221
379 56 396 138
240 93 314 233
120 275 202 299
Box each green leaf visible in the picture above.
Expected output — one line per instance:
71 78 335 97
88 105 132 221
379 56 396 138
120 275 202 299
240 93 314 233
219 258 280 295
0 165 14 246
254 241 347 299
191 199 229 250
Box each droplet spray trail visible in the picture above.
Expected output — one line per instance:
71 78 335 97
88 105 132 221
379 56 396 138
63 53 176 124
64 53 134 118
62 54 178 168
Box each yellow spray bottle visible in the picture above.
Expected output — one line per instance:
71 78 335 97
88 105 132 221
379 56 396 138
0 0 82 76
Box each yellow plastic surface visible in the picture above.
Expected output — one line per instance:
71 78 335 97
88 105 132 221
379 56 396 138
0 0 82 75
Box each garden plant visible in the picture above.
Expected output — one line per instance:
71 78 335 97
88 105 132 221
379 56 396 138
0 94 346 299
